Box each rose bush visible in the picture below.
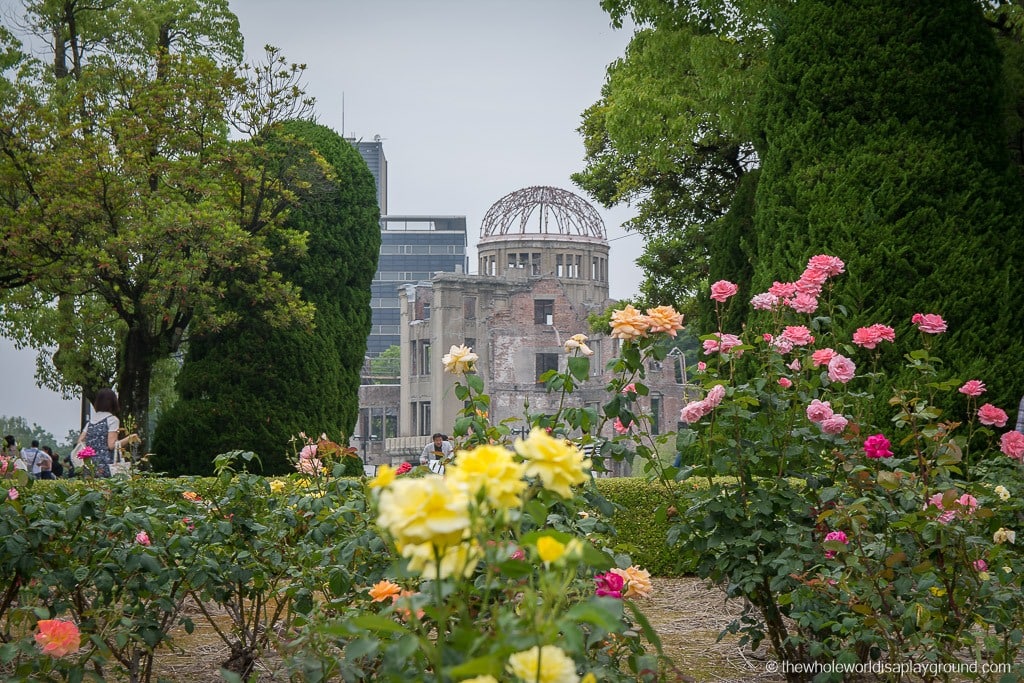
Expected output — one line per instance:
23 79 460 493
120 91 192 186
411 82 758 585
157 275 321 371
604 255 1024 680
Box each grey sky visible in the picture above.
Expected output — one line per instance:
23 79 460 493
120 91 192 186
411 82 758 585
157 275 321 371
0 0 643 440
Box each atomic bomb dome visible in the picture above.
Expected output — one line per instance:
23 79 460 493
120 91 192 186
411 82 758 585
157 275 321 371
479 186 607 240
477 187 610 305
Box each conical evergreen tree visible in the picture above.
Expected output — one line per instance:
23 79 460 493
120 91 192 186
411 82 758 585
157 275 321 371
752 0 1024 409
152 121 380 475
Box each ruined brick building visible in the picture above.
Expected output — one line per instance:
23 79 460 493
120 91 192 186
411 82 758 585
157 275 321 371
368 187 688 473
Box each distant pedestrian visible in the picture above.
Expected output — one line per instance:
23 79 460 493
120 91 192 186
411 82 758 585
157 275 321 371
1016 394 1024 434
21 440 51 479
2 435 25 472
45 447 63 478
76 388 137 478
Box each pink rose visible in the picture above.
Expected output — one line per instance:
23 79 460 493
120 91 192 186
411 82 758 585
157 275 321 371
911 313 947 334
771 337 794 355
768 281 798 298
806 399 834 423
705 384 726 408
780 325 814 346
135 531 151 546
8 488 18 501
777 377 793 389
926 493 957 524
823 530 848 559
750 293 779 310
820 414 849 435
709 280 739 302
852 324 895 349
594 571 625 598
788 359 801 372
863 434 893 459
957 494 978 516
798 267 829 286
613 418 630 435
786 292 819 314
300 444 318 460
621 383 637 395
1001 431 1024 460
811 348 837 367
978 403 1009 428
827 355 856 384
974 559 988 572
680 401 710 424
703 333 743 356
696 362 706 372
805 255 845 277
958 380 986 397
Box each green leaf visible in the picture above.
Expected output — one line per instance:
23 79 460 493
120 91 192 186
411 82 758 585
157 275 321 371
349 614 411 636
447 655 503 678
466 373 485 394
568 355 590 381
564 597 623 630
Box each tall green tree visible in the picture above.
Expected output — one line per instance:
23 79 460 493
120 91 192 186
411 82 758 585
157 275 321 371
151 121 380 475
752 0 1024 409
573 1 770 319
0 1 319 439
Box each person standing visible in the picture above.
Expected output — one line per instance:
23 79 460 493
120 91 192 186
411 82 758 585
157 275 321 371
1017 394 1024 434
3 435 25 472
44 446 63 478
76 388 137 478
419 432 453 473
21 440 51 479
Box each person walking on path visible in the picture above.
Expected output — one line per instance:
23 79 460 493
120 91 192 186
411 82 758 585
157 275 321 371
1016 394 1024 434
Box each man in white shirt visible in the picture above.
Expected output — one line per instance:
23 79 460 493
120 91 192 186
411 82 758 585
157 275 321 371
419 433 453 473
21 440 51 478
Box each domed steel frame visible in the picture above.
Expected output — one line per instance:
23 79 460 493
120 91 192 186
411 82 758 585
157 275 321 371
480 186 606 240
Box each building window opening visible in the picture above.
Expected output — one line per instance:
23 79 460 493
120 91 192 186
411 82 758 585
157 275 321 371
464 297 476 320
536 353 559 382
534 299 554 325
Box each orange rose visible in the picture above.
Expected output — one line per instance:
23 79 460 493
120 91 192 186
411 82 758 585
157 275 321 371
645 305 684 336
35 619 81 658
368 579 402 602
610 304 649 341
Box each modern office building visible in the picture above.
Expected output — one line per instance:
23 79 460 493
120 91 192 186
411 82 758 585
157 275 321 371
367 215 468 358
349 137 387 214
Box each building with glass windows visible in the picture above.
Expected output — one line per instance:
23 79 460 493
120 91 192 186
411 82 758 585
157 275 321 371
368 215 468 357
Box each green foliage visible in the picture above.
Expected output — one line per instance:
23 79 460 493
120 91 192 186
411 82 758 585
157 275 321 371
0 416 59 451
151 120 380 475
595 477 689 576
0 3 318 439
368 344 401 382
752 0 1024 412
628 254 1024 673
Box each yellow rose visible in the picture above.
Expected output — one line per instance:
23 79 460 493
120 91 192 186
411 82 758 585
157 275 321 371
442 344 479 375
610 304 649 342
506 645 580 683
563 333 594 356
377 477 470 547
994 527 1017 545
269 480 285 494
645 305 684 336
401 539 482 580
610 565 653 599
461 677 500 683
514 428 591 499
447 445 526 510
536 535 567 564
369 464 397 489
995 485 1011 501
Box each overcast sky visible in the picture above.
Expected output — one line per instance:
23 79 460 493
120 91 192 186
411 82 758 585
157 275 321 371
0 0 643 441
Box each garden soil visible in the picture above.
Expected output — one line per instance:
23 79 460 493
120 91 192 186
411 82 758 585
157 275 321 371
155 577 785 682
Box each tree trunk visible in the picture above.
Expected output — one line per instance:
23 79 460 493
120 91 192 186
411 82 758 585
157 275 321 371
119 327 156 449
